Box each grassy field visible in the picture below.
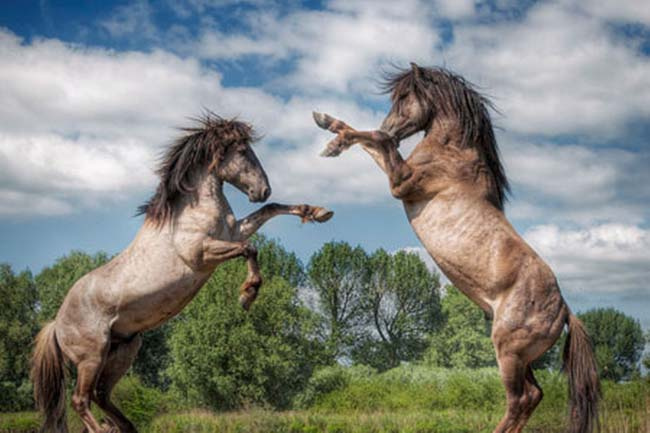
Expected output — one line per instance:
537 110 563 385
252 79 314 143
2 367 649 433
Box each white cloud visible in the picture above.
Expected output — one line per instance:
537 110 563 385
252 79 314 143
189 0 439 93
444 1 650 137
501 137 650 224
0 189 72 216
432 0 476 20
524 223 650 294
99 0 158 40
568 0 650 26
0 28 397 217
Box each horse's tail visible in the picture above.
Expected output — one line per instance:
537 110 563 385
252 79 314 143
563 312 600 433
31 321 68 433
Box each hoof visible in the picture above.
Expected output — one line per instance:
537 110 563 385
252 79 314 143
239 293 254 311
320 146 342 157
239 281 260 311
313 111 333 129
311 207 334 223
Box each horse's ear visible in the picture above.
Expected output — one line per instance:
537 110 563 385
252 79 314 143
410 62 421 79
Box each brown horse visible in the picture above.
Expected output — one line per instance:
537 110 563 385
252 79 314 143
31 114 333 433
314 63 599 433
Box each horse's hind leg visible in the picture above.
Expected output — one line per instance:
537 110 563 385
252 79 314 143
511 367 543 433
65 331 110 433
493 353 528 433
94 335 142 433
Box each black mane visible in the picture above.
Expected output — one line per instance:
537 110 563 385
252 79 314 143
383 66 510 210
137 113 256 225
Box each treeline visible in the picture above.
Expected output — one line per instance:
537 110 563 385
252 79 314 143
1 236 648 413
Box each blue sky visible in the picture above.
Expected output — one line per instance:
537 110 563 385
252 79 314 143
0 0 648 329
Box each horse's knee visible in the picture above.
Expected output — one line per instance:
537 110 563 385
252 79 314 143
529 385 543 409
71 393 90 413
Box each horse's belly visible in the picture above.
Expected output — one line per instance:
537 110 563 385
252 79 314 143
111 266 212 335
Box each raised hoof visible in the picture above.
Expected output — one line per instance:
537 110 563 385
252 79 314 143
312 111 334 130
239 294 253 311
311 207 334 223
319 146 342 157
239 280 260 311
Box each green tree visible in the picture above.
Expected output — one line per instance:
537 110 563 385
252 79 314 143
425 286 496 368
35 250 109 321
579 308 644 381
167 238 325 410
0 264 38 411
307 242 369 360
352 249 442 371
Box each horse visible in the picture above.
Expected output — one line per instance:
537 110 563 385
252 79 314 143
31 114 333 433
313 63 599 433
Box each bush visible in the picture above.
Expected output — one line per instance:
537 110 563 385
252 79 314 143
0 412 40 433
167 239 327 411
111 375 172 430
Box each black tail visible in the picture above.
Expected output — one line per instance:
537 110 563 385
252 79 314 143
563 313 600 433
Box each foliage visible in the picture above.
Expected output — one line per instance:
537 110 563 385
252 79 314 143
3 368 650 432
253 234 305 287
307 242 369 360
578 308 645 381
133 324 173 389
147 409 503 433
34 250 109 321
167 238 326 410
425 286 496 369
293 364 376 409
0 412 40 433
352 249 442 371
0 264 38 411
110 375 172 430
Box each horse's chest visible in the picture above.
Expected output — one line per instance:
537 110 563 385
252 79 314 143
404 200 495 305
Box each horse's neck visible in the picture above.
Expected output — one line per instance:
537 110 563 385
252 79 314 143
176 171 235 232
421 116 462 149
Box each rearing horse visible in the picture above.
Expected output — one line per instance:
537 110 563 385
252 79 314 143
314 63 599 433
31 114 333 433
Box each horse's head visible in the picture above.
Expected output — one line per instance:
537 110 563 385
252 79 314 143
216 139 271 203
380 62 434 142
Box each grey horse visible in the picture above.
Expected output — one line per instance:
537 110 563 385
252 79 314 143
31 114 333 433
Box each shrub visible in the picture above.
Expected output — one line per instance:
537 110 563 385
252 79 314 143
111 375 172 430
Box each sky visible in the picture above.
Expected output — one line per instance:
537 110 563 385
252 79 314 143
0 0 648 329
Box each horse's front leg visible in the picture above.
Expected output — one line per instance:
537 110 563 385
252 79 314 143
237 203 334 239
201 239 262 310
313 112 415 199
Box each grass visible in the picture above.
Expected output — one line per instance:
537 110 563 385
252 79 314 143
2 368 649 432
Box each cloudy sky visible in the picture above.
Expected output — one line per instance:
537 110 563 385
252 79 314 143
0 0 648 329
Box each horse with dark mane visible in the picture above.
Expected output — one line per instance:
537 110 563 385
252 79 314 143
314 63 599 433
31 114 333 433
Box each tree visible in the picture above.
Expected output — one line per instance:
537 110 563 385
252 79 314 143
307 241 369 360
352 249 442 371
578 308 644 381
425 286 496 368
0 264 38 411
35 250 109 321
167 238 326 410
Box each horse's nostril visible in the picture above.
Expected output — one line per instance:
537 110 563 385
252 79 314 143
262 186 270 200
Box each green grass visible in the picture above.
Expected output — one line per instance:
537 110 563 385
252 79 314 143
3 368 649 433
0 412 40 433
